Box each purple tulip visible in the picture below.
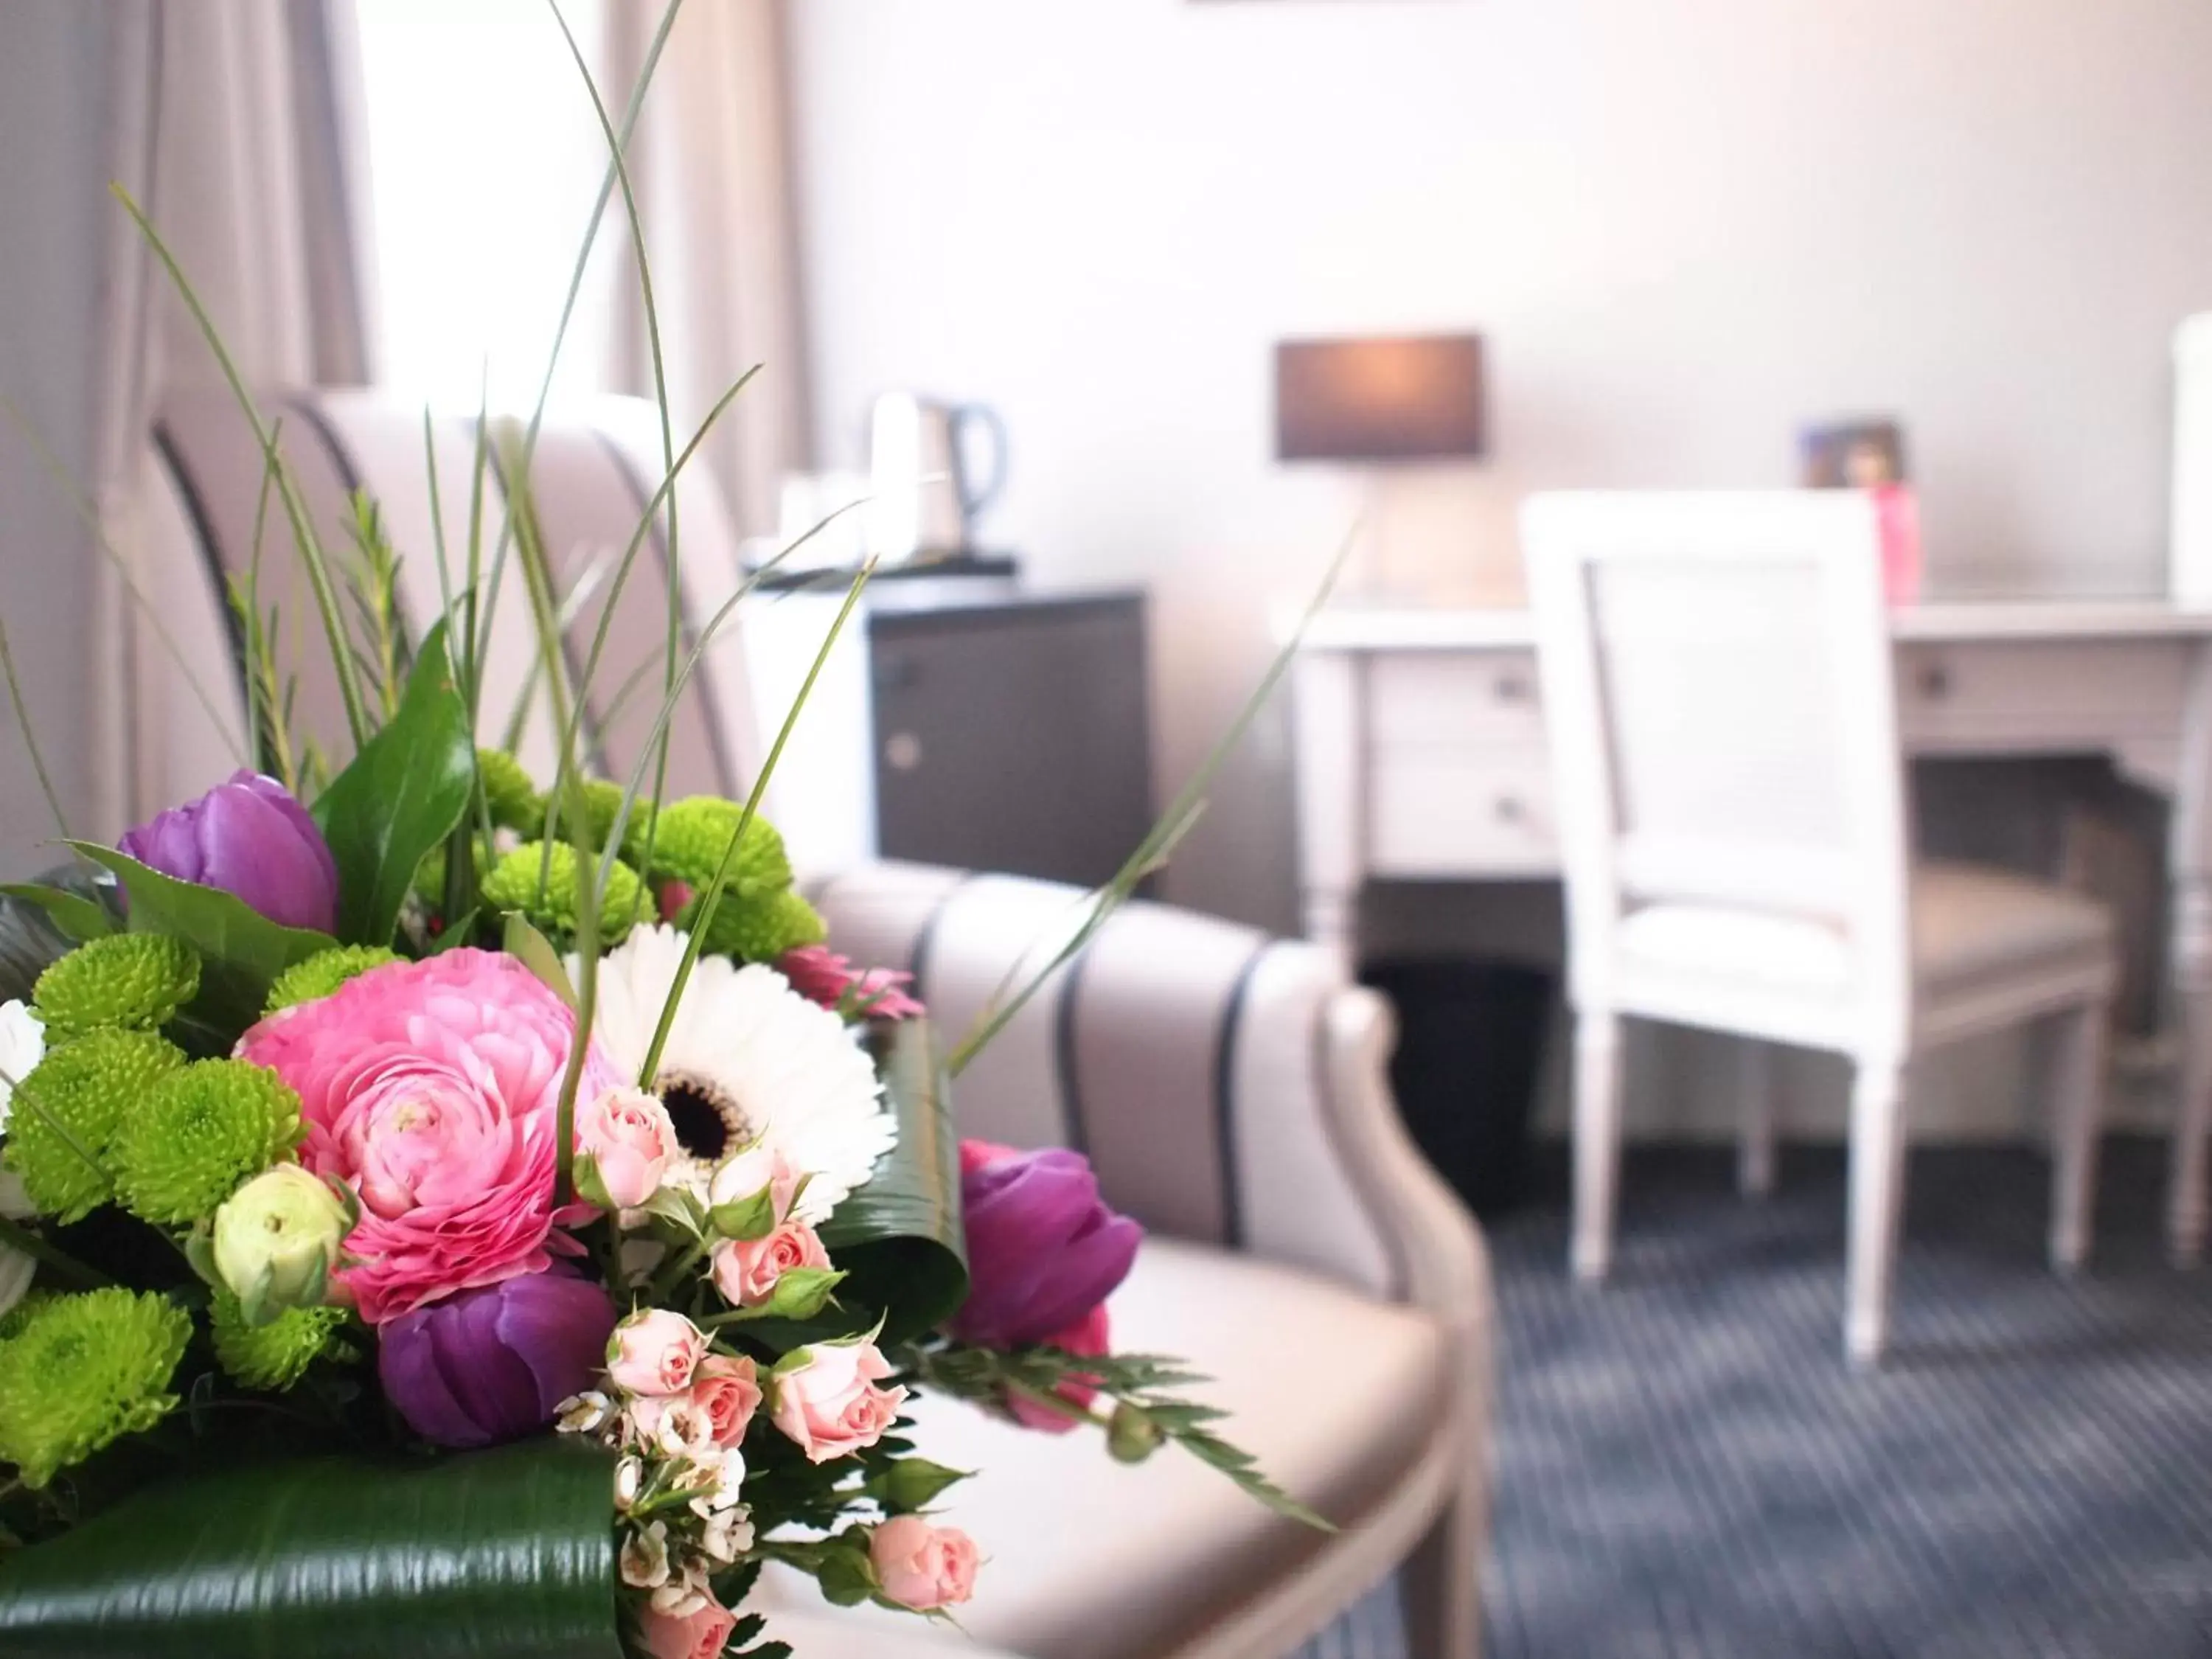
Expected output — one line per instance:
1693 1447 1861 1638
378 1272 618 1448
120 770 339 934
948 1141 1143 1349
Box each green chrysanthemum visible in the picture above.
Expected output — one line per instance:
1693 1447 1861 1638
210 1290 349 1391
32 935 200 1037
4 1029 187 1222
265 945 404 1015
685 886 827 964
411 845 448 907
0 1288 190 1487
480 841 645 944
479 748 544 836
0 1291 55 1344
574 779 655 864
110 1060 303 1225
648 796 794 898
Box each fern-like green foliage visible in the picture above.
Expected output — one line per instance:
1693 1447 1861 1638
901 1339 1334 1532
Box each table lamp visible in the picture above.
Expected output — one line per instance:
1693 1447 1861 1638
1274 334 1486 591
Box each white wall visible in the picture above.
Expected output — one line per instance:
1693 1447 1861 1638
0 3 113 877
789 0 2212 942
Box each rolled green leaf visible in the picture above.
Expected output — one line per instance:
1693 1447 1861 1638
820 1020 967 1342
0 1439 622 1659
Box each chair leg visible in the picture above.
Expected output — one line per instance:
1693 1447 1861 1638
1737 1039 1776 1198
1571 1009 1624 1283
1845 1057 1909 1366
2048 1002 2110 1273
2169 983 2212 1264
1400 1461 1489 1658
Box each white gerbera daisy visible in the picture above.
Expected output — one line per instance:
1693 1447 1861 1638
577 925 893 1220
0 998 46 1137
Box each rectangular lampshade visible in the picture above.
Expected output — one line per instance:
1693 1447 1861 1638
1274 334 1486 462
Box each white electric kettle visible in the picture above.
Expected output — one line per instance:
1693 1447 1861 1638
866 392 1009 560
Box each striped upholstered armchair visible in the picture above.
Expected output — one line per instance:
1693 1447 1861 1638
134 391 1497 1658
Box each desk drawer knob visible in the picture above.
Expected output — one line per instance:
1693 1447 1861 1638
1917 663 1952 700
1495 794 1525 824
1494 674 1531 704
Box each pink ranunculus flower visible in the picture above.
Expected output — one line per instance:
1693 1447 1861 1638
776 944 925 1020
237 950 617 1325
771 1340 905 1464
636 1594 737 1659
608 1308 706 1397
870 1514 980 1611
576 1085 680 1209
711 1218 830 1309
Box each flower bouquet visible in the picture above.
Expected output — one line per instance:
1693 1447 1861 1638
0 81 1326 1659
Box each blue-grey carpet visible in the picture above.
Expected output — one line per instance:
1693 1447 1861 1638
1297 1135 2212 1659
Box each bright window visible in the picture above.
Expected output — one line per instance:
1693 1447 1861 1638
355 0 616 411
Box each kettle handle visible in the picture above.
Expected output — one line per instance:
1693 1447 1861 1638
950 403 1009 522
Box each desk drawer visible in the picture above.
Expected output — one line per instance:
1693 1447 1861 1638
1369 745 1559 877
1897 639 2194 752
1368 651 1543 748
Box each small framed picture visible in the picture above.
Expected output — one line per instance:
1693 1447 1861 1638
1801 420 1907 490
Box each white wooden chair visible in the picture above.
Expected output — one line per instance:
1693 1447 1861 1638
1526 490 2121 1364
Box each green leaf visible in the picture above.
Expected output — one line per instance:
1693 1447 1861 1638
310 619 475 947
708 1186 779 1243
64 844 335 1034
0 1439 622 1658
818 1021 967 1343
0 884 114 943
501 914 577 1006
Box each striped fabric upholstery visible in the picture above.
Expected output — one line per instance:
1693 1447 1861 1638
137 387 762 824
811 862 1399 1299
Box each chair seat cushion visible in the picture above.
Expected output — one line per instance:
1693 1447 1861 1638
756 1239 1447 1659
1616 860 2112 998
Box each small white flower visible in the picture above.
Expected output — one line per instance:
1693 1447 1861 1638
618 1520 672 1589
683 1447 748 1510
649 1560 713 1618
555 1391 616 1436
699 1506 755 1564
0 1000 46 1135
652 1398 717 1462
613 1455 644 1512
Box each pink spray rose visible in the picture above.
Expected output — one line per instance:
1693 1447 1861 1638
686 1354 763 1447
707 1144 804 1225
636 1595 737 1659
627 1354 762 1452
711 1219 830 1309
608 1309 706 1397
237 950 617 1324
576 1085 679 1209
771 1340 905 1464
870 1514 980 1612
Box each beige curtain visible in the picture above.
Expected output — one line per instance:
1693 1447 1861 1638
602 0 812 541
92 0 377 830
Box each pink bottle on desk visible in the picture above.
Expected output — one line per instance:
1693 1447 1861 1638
1871 482 1921 605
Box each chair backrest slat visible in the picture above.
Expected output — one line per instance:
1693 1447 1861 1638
1526 490 1912 1032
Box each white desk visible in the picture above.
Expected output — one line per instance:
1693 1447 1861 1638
1290 599 2212 1260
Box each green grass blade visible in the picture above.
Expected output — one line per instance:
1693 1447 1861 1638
945 529 1354 1074
470 0 685 712
546 0 684 928
0 393 246 768
111 187 372 751
636 563 875 1088
0 619 70 841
